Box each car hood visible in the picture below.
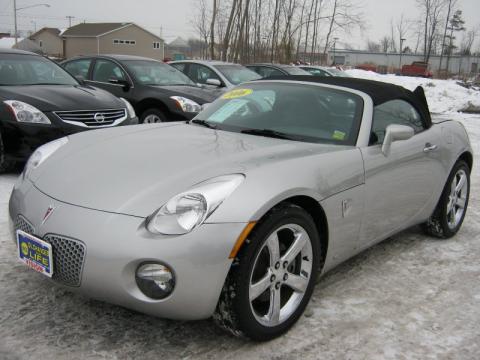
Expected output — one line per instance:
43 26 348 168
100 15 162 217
30 123 346 218
0 85 123 111
148 85 220 103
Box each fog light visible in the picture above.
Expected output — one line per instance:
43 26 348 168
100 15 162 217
135 263 175 300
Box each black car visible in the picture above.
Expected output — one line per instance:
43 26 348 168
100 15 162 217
246 63 312 78
62 55 219 123
0 49 138 172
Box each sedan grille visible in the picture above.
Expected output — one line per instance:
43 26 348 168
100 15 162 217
54 109 127 127
14 216 86 287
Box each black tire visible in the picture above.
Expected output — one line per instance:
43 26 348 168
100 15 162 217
0 130 15 174
422 160 470 238
214 203 321 341
140 108 167 124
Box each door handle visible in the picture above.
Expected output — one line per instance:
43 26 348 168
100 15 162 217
423 143 438 152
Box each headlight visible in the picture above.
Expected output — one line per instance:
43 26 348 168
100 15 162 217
170 96 202 113
4 100 51 124
119 97 136 118
23 137 68 178
147 174 245 235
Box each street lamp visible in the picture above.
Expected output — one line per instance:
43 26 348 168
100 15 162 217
399 37 406 71
13 0 50 45
333 37 339 66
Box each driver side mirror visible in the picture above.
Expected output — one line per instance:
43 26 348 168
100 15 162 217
109 78 131 91
205 78 222 87
381 124 414 156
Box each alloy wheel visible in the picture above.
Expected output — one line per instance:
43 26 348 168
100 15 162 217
446 169 468 230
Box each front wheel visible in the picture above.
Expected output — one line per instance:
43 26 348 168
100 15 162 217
214 203 321 341
423 160 470 238
140 108 167 123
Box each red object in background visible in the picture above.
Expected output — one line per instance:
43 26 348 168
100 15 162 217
401 62 433 78
356 64 377 72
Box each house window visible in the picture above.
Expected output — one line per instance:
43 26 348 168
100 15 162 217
153 42 161 49
39 40 43 47
113 39 136 45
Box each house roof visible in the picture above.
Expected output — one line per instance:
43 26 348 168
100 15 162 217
62 22 131 37
30 27 61 39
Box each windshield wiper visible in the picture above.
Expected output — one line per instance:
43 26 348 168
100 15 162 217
190 119 218 129
241 128 295 140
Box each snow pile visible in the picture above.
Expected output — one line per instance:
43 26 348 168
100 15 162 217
345 69 480 114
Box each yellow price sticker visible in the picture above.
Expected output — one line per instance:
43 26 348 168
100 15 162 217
222 88 253 99
332 130 346 141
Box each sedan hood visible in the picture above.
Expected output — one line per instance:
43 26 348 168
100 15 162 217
31 123 345 217
0 85 123 111
149 85 220 103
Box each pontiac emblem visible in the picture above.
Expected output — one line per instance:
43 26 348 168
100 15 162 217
42 205 55 225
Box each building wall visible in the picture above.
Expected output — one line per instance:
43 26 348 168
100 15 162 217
30 31 63 57
64 37 98 59
330 50 480 75
99 24 164 60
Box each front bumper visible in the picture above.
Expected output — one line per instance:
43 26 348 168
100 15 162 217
1 114 139 162
8 179 244 320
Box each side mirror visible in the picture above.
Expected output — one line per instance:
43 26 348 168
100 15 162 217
109 78 131 91
382 124 414 156
205 78 222 87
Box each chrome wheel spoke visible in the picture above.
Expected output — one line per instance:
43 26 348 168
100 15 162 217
457 197 466 209
284 273 308 293
266 287 281 325
281 230 307 265
266 232 280 266
455 174 466 194
450 175 457 196
249 273 272 301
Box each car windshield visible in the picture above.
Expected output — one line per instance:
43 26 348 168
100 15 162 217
124 60 196 86
282 66 312 75
193 83 363 145
0 54 78 86
213 65 261 85
328 68 350 77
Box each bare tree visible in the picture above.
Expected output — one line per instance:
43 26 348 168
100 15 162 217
417 0 446 63
210 0 218 59
191 0 211 59
439 0 456 71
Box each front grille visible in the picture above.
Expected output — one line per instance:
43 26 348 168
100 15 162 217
14 215 35 235
44 234 86 287
54 108 127 127
14 216 86 287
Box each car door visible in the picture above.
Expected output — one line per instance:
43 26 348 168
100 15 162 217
359 100 445 246
88 58 133 100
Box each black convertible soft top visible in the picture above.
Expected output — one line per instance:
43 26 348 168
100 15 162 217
260 75 432 128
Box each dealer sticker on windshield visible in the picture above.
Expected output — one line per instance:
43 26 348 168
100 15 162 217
17 230 53 277
222 88 253 99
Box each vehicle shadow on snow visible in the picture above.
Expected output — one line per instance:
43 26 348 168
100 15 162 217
1 224 447 358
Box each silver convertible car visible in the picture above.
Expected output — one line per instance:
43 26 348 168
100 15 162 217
9 76 473 341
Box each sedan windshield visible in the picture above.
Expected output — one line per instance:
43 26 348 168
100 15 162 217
194 83 363 145
124 60 196 86
0 54 78 86
213 65 261 85
282 66 312 75
328 68 350 77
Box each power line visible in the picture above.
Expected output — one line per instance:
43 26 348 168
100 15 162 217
66 15 74 27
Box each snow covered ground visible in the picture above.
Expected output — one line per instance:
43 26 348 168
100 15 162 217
0 117 479 359
345 69 480 114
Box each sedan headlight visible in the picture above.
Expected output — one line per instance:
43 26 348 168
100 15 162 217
147 174 245 235
119 97 136 118
4 100 51 124
23 137 68 178
170 96 202 113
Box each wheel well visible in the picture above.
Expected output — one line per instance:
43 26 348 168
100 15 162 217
280 196 329 269
458 151 473 170
136 98 170 118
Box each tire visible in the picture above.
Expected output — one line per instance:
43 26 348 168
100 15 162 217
422 160 470 238
140 108 167 123
214 203 321 341
0 130 15 174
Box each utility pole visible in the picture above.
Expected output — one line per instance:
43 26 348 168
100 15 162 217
13 0 18 45
332 37 339 66
66 15 75 28
31 20 36 32
399 38 406 71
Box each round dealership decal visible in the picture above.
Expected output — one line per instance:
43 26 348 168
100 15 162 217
222 88 253 99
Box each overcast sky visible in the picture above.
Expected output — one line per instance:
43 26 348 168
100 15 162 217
0 0 478 50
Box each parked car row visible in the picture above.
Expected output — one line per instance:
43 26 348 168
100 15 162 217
0 48 351 172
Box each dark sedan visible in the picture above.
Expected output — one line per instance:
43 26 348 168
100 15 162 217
0 49 138 172
246 63 311 78
62 55 219 123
